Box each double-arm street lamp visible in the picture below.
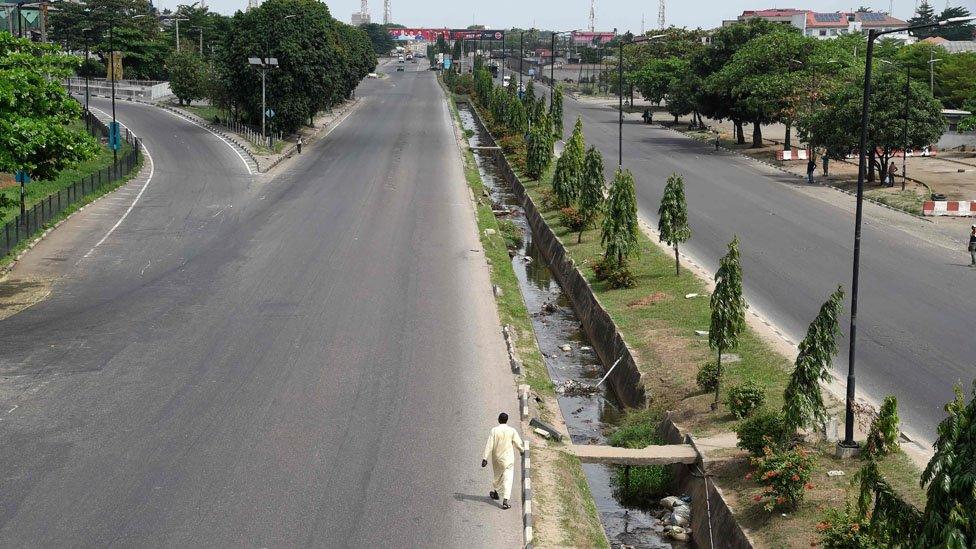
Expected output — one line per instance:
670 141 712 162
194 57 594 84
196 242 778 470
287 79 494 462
616 32 665 167
838 14 976 457
248 56 278 141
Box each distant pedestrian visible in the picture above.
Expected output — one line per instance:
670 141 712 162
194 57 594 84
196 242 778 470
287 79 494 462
822 155 829 177
297 137 303 154
481 412 524 510
887 162 897 187
807 157 816 184
642 109 652 124
969 224 976 267
715 132 720 150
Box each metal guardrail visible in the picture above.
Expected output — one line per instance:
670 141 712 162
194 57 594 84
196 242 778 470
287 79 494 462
1 109 141 258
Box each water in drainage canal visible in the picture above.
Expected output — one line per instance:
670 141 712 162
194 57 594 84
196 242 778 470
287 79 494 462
457 104 681 549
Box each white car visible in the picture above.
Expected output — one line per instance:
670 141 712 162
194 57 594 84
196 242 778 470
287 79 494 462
367 72 379 78
502 75 511 87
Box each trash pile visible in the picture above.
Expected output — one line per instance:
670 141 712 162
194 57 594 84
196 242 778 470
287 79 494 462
658 495 692 542
555 379 601 396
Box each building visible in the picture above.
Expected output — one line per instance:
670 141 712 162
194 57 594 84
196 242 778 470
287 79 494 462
728 9 912 42
922 36 976 53
351 12 370 25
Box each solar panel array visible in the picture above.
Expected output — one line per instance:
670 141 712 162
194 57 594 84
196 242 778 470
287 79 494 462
813 13 842 22
860 12 888 21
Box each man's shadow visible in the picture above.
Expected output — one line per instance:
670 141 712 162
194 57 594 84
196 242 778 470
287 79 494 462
453 492 497 508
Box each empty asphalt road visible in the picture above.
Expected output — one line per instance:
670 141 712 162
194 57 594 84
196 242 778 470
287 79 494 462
0 64 522 546
548 86 974 444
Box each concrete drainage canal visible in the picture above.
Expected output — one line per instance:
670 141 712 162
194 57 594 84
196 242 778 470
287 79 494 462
457 103 688 549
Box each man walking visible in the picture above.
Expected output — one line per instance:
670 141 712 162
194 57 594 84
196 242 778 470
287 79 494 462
297 136 303 154
969 224 975 267
887 161 897 187
806 157 816 184
481 412 524 510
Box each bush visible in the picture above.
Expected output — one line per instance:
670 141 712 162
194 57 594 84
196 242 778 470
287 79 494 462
736 411 790 456
539 189 558 211
748 445 814 511
727 381 766 419
605 264 636 289
817 506 889 548
696 361 719 393
864 395 899 458
497 219 523 250
559 206 588 232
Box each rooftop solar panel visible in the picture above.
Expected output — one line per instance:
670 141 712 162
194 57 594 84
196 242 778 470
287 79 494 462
860 12 887 21
814 13 842 22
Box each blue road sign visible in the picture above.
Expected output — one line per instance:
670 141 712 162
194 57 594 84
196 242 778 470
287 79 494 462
265 109 275 118
14 170 29 184
443 58 452 69
108 121 122 151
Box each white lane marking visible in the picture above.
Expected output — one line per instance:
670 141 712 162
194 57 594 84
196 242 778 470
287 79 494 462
83 108 155 258
7 405 18 413
154 107 253 175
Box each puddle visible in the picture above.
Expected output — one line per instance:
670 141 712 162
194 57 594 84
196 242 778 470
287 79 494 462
457 103 678 549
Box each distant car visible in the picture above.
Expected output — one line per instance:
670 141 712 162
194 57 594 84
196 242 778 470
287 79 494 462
367 72 379 78
396 65 405 72
502 75 511 87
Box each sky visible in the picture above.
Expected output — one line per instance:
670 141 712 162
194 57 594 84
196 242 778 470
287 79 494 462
162 0 976 32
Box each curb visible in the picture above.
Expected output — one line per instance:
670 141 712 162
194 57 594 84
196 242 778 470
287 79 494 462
503 324 522 374
522 439 533 549
518 384 530 421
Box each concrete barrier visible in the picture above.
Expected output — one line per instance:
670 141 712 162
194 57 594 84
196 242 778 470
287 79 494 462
922 200 976 216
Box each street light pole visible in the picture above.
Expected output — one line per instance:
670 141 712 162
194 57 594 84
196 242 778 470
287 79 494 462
519 31 523 92
928 50 942 95
109 21 117 164
616 32 665 167
82 27 92 132
902 66 910 191
839 15 976 455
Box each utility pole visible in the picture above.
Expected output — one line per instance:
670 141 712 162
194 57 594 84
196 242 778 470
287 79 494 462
658 0 665 29
589 0 595 32
383 0 390 24
109 22 117 164
248 57 278 141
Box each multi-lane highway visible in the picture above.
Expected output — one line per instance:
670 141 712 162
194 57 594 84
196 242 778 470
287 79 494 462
542 84 974 445
0 63 521 545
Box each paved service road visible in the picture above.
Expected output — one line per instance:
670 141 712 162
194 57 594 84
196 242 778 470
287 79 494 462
546 87 974 444
0 65 521 546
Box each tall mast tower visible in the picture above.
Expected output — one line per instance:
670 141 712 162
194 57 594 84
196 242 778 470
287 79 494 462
383 0 391 24
657 0 665 29
361 0 368 22
588 0 595 32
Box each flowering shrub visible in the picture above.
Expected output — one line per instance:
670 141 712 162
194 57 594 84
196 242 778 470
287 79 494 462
749 445 814 511
559 206 588 232
816 506 888 548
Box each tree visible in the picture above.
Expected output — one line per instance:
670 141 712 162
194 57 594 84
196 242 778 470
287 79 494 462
508 96 529 136
167 51 206 105
709 27 816 149
934 52 976 109
657 173 691 275
551 154 576 208
933 6 975 41
0 33 98 181
550 85 564 139
601 169 640 268
577 146 605 243
359 22 395 54
215 0 376 135
523 80 536 109
525 120 552 179
692 19 781 144
782 286 843 433
917 382 976 548
797 71 944 184
907 1 937 38
709 236 746 409
864 396 899 458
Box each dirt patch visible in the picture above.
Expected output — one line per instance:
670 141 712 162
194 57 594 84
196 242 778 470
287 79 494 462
627 291 672 308
0 276 54 321
0 172 14 189
631 324 707 410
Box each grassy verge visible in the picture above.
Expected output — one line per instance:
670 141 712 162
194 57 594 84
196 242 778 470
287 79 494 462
1 122 132 223
865 188 925 215
178 102 221 123
442 84 608 549
476 102 926 546
0 142 142 270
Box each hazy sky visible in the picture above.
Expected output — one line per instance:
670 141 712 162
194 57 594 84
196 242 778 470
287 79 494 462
169 0 976 31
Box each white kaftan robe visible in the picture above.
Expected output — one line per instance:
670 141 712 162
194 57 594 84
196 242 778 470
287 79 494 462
482 424 524 500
